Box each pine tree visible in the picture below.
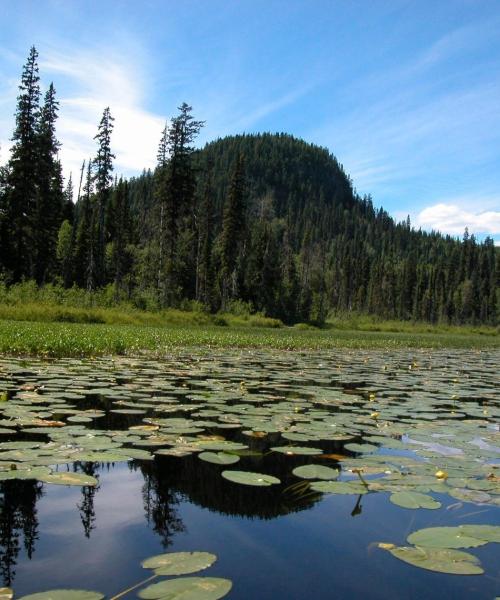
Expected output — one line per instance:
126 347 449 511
196 158 214 308
72 160 93 289
34 83 64 283
108 178 132 296
3 46 41 280
62 174 75 223
220 154 246 308
93 107 115 286
156 104 204 304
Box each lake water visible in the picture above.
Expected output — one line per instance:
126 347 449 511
0 348 498 599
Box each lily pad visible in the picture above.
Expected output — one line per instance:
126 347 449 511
18 591 104 600
39 472 98 487
142 551 217 576
458 524 500 543
221 470 280 486
344 443 378 453
407 527 488 549
386 546 484 575
271 446 323 456
198 452 240 465
389 491 441 510
292 464 339 480
138 577 232 600
310 481 368 494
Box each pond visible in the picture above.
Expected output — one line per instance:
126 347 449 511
0 348 498 599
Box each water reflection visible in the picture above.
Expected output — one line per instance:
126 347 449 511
0 447 328 588
0 349 497 598
0 479 42 585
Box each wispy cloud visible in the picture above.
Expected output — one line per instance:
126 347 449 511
39 46 166 180
310 19 500 206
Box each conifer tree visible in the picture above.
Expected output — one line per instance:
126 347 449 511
156 104 203 304
72 160 93 288
34 83 64 283
196 159 215 308
93 107 115 286
3 46 41 280
220 154 246 308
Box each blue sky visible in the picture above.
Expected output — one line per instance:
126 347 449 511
0 0 499 243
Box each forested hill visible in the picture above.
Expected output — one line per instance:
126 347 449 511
126 133 498 325
0 47 497 325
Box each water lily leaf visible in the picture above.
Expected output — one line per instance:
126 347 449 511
459 524 500 543
142 551 216 575
386 546 484 575
138 577 232 600
407 527 488 549
198 452 239 465
196 441 247 451
221 470 280 486
271 446 323 456
18 591 104 600
310 481 368 495
292 464 339 480
448 488 491 504
39 472 98 487
344 443 378 453
389 491 441 510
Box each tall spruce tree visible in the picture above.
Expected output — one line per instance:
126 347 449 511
34 83 64 283
196 158 215 308
72 160 93 289
156 103 203 304
220 154 246 308
92 107 114 286
3 46 41 280
154 122 169 298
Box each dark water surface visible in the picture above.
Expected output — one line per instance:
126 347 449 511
0 348 498 599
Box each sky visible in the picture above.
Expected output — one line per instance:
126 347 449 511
0 0 499 244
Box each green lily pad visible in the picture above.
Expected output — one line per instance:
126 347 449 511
458 524 500 543
344 443 378 453
39 472 98 487
389 491 441 510
221 470 280 486
198 452 240 465
271 446 323 455
292 464 339 480
138 577 232 600
310 481 368 494
142 551 217 575
18 591 104 600
386 546 484 575
407 527 488 549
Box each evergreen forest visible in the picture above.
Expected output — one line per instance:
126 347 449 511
1 47 498 326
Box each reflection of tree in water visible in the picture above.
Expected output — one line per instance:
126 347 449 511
0 480 43 586
140 464 185 548
76 463 100 538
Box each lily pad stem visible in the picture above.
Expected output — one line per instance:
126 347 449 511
109 573 157 600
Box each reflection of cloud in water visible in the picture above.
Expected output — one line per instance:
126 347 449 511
40 465 144 536
23 465 146 581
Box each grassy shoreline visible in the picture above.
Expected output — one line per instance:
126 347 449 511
0 319 498 358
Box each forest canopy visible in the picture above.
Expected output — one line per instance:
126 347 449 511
0 47 498 325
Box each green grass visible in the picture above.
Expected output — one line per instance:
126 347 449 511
0 282 496 356
0 319 497 358
326 313 498 336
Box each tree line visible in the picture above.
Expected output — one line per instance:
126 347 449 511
0 47 498 325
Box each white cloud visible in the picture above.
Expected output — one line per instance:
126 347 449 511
35 46 166 182
415 203 500 236
0 45 166 181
